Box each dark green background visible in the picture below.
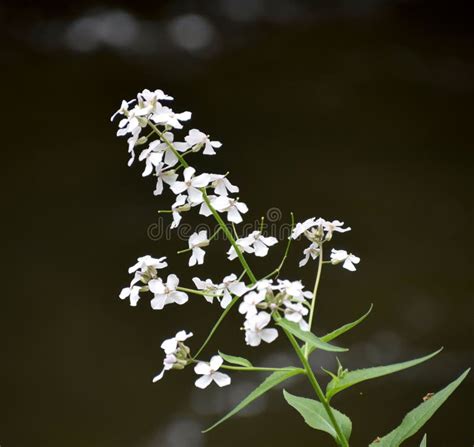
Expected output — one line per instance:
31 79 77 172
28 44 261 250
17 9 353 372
1 1 473 446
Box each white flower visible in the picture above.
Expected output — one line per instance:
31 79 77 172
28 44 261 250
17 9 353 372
141 132 188 170
227 234 255 260
277 279 313 302
170 194 189 229
139 143 165 176
218 274 248 309
227 231 277 260
170 167 211 204
188 230 209 266
250 231 278 257
284 301 309 331
125 128 141 166
299 242 320 267
138 88 173 104
149 274 189 310
238 290 265 317
151 106 191 129
111 99 134 122
209 174 239 196
253 279 279 293
119 285 142 306
330 249 360 272
212 196 249 224
192 277 220 303
185 129 223 155
153 164 179 196
244 312 278 347
153 330 193 383
319 219 351 240
128 255 168 276
194 355 231 389
291 217 318 239
160 329 193 354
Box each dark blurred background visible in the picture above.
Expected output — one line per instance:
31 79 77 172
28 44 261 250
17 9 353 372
1 1 473 446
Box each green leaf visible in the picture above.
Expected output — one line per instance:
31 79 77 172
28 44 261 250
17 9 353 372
369 368 470 447
326 349 443 400
203 368 303 433
283 390 352 442
420 434 427 447
321 304 373 343
218 351 253 367
276 318 348 353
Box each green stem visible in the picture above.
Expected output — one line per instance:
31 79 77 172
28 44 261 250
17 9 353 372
283 327 349 447
220 365 302 373
202 194 257 283
261 212 294 280
305 243 324 357
148 120 256 284
177 287 223 298
193 294 240 359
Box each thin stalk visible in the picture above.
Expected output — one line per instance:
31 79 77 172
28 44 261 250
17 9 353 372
283 327 349 447
261 212 294 280
193 294 240 359
177 287 223 298
304 243 324 357
220 365 302 373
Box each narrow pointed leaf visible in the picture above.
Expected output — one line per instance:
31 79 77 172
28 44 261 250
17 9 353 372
283 390 352 442
307 304 373 356
203 368 303 433
218 351 253 367
369 368 470 447
277 318 347 353
420 434 427 447
326 349 442 400
321 304 373 343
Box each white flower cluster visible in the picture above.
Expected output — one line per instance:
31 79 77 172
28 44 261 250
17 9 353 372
239 279 313 346
119 255 189 309
291 217 360 271
114 88 362 391
153 331 231 389
111 88 247 232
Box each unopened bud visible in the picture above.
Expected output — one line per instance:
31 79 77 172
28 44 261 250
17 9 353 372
136 136 148 145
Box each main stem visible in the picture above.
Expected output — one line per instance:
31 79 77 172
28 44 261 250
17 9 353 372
285 329 349 447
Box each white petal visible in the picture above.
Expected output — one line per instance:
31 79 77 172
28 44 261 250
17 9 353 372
183 166 196 182
150 294 167 310
167 274 179 289
260 328 278 344
342 259 356 271
195 374 213 389
212 372 231 387
253 240 269 257
245 331 262 347
228 281 248 297
171 291 188 305
170 182 187 195
119 287 131 299
194 361 212 375
192 173 211 188
152 368 166 383
210 355 223 370
227 207 242 223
